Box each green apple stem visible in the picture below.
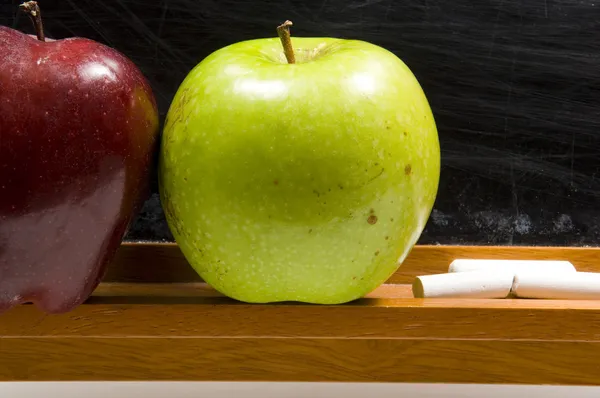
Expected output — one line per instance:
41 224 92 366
19 1 45 42
277 20 295 64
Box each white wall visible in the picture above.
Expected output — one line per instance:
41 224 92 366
1 383 599 398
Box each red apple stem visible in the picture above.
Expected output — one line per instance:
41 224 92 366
277 20 295 64
19 1 45 42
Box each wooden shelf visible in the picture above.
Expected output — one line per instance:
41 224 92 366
2 243 600 384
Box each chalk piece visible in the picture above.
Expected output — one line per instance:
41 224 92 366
412 271 514 299
512 272 600 300
448 259 576 274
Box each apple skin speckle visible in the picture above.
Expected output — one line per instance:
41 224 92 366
0 26 160 314
159 37 440 305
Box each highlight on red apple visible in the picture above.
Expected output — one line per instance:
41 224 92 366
0 1 160 314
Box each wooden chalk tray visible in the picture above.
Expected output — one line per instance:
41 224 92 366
2 243 600 385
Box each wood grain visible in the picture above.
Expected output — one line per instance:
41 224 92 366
4 243 600 384
3 293 600 341
104 243 600 284
3 338 600 384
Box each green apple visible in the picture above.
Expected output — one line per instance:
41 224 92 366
159 23 440 304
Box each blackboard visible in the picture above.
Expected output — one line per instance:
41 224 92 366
2 0 599 246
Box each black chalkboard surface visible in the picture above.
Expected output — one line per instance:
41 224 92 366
2 0 599 246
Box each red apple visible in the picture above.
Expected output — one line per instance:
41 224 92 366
0 2 159 313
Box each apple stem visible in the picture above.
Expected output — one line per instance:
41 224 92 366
19 1 45 42
277 20 295 64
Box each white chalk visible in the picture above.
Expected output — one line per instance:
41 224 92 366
448 259 576 274
412 270 514 299
512 272 600 300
